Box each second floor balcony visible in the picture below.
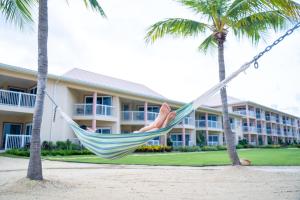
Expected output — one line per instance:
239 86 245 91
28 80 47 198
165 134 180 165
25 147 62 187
73 104 115 119
121 111 159 123
0 89 36 112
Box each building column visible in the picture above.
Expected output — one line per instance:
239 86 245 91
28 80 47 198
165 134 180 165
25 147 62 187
182 126 186 147
205 112 209 145
144 101 148 125
263 135 268 145
92 91 97 131
248 134 251 144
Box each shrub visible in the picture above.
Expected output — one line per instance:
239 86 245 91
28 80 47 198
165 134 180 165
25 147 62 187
216 145 227 150
201 146 218 151
236 144 244 149
238 139 248 146
173 146 201 152
6 149 92 157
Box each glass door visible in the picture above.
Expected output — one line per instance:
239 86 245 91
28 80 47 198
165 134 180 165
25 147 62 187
2 123 22 148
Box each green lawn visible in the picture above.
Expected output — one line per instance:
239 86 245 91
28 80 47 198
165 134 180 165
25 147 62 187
45 148 300 166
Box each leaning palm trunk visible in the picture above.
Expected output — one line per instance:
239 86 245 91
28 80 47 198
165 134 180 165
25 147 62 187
217 38 240 166
27 0 48 180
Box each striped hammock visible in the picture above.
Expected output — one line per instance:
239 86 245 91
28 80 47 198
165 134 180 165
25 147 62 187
51 60 253 159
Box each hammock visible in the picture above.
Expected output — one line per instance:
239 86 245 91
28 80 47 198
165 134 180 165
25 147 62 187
49 59 251 159
47 23 300 159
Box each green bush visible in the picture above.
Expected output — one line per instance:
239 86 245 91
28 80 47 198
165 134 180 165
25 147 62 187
6 149 92 157
216 145 227 150
236 144 244 149
201 146 218 151
238 139 248 145
173 146 201 152
259 144 281 149
135 145 172 153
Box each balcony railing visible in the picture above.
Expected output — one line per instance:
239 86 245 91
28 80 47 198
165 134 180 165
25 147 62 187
0 89 36 108
121 111 159 121
233 110 255 118
73 104 114 117
195 120 206 128
207 141 219 146
183 117 194 126
243 126 256 133
171 140 193 147
266 116 271 121
5 134 31 150
147 112 159 121
207 120 222 129
147 140 160 146
270 116 277 122
234 110 247 115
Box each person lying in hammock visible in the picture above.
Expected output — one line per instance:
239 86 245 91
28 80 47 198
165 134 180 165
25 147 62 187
134 103 176 133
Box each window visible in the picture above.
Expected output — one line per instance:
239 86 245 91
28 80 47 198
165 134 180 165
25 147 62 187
8 87 25 93
208 115 217 121
2 123 22 147
85 96 112 106
25 123 32 135
138 106 159 113
208 135 219 146
29 86 37 94
95 127 111 134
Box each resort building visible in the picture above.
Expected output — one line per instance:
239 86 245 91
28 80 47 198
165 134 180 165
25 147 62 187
0 63 299 150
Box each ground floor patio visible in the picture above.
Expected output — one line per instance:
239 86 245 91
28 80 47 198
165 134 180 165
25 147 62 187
0 156 300 200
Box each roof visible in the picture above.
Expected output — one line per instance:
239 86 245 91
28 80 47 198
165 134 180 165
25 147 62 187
63 68 166 100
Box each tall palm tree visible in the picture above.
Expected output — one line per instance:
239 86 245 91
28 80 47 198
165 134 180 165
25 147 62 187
27 0 106 180
0 0 35 28
145 0 300 165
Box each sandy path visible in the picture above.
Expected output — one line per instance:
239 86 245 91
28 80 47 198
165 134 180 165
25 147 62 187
0 156 300 200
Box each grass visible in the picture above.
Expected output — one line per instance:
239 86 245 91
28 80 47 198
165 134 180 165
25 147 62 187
44 148 300 167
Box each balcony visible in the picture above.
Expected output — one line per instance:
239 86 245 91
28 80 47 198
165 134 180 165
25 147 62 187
73 104 115 120
233 110 255 118
171 140 193 147
234 110 247 116
195 120 206 128
265 116 271 121
207 120 222 130
121 111 159 123
0 89 36 112
270 116 277 123
243 126 256 133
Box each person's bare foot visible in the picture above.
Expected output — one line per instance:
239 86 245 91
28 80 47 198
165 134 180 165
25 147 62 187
152 103 171 128
134 103 171 133
162 111 176 128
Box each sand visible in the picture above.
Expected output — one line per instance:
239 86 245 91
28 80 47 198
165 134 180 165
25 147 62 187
0 156 300 200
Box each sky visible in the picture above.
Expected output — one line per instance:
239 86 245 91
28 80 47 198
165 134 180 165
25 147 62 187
0 0 299 116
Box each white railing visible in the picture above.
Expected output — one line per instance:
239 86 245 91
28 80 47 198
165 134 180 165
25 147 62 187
73 104 113 117
5 134 31 150
208 141 219 146
183 117 194 126
172 141 183 147
96 104 114 116
248 110 256 118
234 110 247 115
0 89 36 108
270 116 277 122
195 120 206 128
122 111 145 121
207 120 222 129
74 103 93 115
243 126 256 132
147 140 160 146
147 112 159 121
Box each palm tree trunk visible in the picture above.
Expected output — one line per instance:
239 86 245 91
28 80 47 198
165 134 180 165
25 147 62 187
217 39 240 165
27 0 48 180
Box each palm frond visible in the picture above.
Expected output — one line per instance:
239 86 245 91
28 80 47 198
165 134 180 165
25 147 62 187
83 0 106 17
198 34 217 54
231 10 289 44
0 0 36 28
145 18 210 43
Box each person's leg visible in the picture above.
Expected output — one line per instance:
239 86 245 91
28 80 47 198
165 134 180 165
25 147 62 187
134 103 171 133
144 111 176 132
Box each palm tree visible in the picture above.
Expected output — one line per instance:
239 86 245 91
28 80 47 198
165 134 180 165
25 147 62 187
27 0 106 180
145 0 300 165
0 0 35 28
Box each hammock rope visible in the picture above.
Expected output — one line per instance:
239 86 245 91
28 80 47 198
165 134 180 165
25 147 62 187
45 22 300 159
